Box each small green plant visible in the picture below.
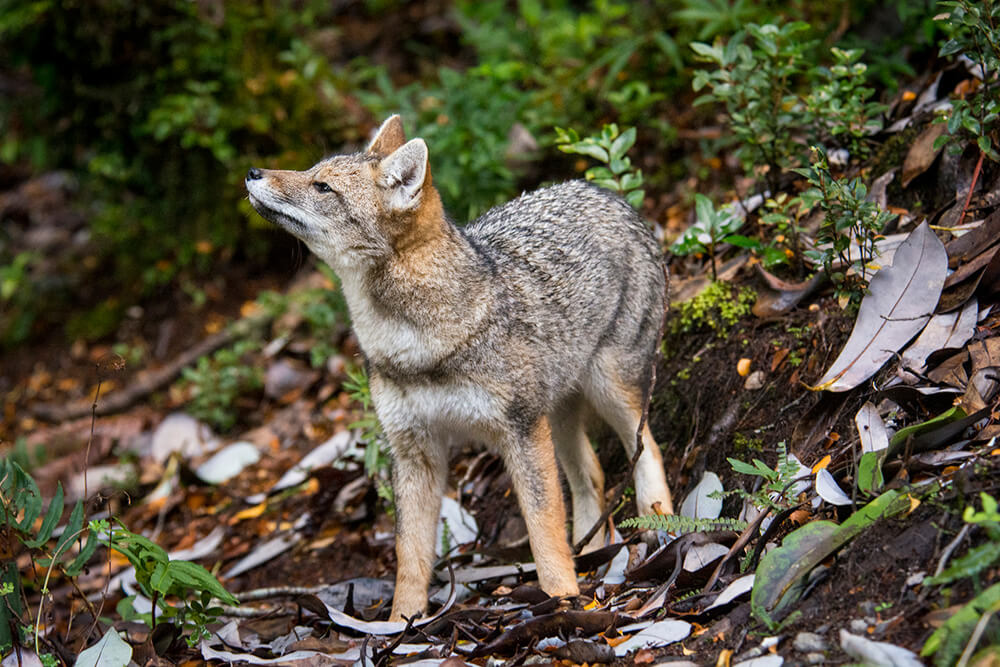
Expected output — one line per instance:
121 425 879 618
692 23 885 191
0 252 39 348
724 441 806 512
179 339 263 431
343 366 394 513
921 493 1000 666
803 47 886 159
621 513 748 534
934 0 1000 162
669 281 756 337
343 366 389 477
794 147 897 309
692 22 815 192
670 194 747 279
102 520 238 646
554 123 645 209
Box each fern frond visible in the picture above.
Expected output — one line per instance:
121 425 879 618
620 513 748 534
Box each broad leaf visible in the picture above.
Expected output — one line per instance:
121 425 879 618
24 482 64 548
76 628 133 667
812 222 947 392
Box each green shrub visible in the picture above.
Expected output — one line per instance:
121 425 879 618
554 123 645 209
179 340 263 431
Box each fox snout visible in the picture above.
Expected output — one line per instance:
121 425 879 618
246 167 264 182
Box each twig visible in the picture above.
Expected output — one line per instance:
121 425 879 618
932 523 971 580
573 262 671 554
701 508 771 594
957 149 985 227
31 313 272 422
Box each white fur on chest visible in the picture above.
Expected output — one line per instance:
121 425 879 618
373 378 502 443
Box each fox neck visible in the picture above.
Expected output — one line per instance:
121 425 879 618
339 188 490 372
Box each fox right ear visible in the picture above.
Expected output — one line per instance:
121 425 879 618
367 115 407 156
378 138 427 212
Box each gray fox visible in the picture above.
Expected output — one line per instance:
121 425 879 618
245 116 673 621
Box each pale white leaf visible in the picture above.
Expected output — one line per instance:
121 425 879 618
222 532 301 578
839 630 923 667
150 412 217 463
613 619 692 656
901 297 978 372
855 402 890 453
814 222 947 392
246 430 354 503
683 542 729 571
195 441 261 484
706 574 755 611
437 496 478 557
815 468 852 506
75 629 133 667
680 471 723 519
734 656 784 667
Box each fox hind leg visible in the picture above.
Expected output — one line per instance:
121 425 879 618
584 358 673 517
551 396 606 551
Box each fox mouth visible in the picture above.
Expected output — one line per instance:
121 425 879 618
247 193 308 234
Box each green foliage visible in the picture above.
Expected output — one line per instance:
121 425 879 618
759 190 823 274
669 281 756 337
925 493 1000 587
620 513 748 534
359 65 529 221
179 340 263 431
803 47 886 159
933 0 1000 162
670 194 746 279
100 520 238 646
554 124 645 209
726 441 805 512
692 23 884 190
0 0 355 289
922 582 1000 666
794 147 897 308
343 366 390 483
692 22 816 190
0 252 39 348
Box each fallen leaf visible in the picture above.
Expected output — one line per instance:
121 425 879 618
855 402 890 453
901 123 948 188
815 468 852 506
901 298 978 373
705 574 755 611
811 455 831 473
680 471 724 520
613 619 692 656
812 222 947 392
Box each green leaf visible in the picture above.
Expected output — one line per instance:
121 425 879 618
694 194 715 225
625 189 645 210
165 560 238 604
922 583 1000 665
752 490 910 625
24 482 64 548
978 136 992 155
52 500 85 561
857 451 884 495
728 457 763 476
725 234 761 249
65 527 102 576
925 540 1000 586
609 126 636 161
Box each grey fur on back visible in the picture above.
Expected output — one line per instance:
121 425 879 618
447 180 665 430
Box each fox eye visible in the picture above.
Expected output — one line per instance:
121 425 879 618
312 181 333 193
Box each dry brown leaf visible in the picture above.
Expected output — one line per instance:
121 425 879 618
902 123 948 188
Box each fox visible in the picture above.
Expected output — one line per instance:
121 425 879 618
245 116 673 621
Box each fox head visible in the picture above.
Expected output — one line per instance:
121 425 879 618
245 116 443 271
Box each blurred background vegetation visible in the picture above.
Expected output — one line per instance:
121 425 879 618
0 0 941 350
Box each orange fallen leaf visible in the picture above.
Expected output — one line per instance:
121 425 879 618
737 358 752 377
231 502 268 523
811 455 832 473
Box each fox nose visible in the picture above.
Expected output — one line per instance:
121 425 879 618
246 167 264 181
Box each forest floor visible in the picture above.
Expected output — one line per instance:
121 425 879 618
2 46 1000 667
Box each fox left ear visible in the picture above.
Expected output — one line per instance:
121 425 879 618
378 138 428 211
367 115 407 156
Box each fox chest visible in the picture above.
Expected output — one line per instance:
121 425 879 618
371 377 505 443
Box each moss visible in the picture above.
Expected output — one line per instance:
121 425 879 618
670 281 756 337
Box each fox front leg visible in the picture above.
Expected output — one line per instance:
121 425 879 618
500 416 580 598
387 433 447 622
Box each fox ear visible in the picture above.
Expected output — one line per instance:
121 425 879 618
367 115 407 156
378 138 428 211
